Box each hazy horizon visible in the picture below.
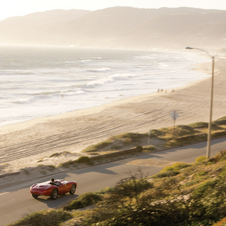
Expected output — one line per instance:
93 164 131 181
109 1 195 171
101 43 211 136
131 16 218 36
1 0 226 21
0 7 225 50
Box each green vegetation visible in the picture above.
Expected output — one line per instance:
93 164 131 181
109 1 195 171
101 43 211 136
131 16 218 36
8 209 72 226
58 156 93 168
196 156 207 163
59 160 75 168
160 162 191 172
214 116 226 126
82 140 112 152
153 170 180 178
63 192 103 211
63 150 226 226
189 122 209 129
9 150 226 226
153 162 191 178
142 145 156 152
80 116 226 156
50 151 70 158
76 156 91 164
50 152 62 157
82 132 146 153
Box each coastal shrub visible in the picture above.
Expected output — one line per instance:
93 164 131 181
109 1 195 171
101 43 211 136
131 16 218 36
84 177 193 226
189 122 221 130
114 132 145 141
82 141 112 152
76 156 91 164
50 152 61 157
214 116 226 126
143 145 156 152
219 150 226 161
96 187 115 195
157 126 196 140
165 133 207 148
195 156 207 163
189 178 226 221
158 127 170 136
106 173 153 206
153 171 180 178
9 209 72 226
59 160 75 168
192 179 218 199
50 151 70 158
211 123 223 130
196 170 209 177
189 122 209 129
82 132 147 153
64 192 102 210
150 129 163 137
174 125 196 136
160 162 191 173
108 133 146 146
207 150 226 164
212 131 226 138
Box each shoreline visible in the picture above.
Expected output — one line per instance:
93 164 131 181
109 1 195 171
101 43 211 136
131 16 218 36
0 48 209 130
1 56 226 176
0 58 212 135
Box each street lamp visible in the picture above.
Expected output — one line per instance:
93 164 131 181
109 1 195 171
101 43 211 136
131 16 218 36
186 47 214 158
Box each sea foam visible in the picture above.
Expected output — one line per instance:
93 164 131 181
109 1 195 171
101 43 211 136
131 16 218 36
0 47 209 127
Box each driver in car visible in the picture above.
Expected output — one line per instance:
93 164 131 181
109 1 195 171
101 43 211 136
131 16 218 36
50 178 60 186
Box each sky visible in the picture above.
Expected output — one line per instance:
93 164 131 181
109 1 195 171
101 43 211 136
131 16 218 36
1 0 226 20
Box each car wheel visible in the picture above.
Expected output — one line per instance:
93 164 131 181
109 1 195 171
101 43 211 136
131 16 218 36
51 188 58 200
69 184 76 195
32 194 39 199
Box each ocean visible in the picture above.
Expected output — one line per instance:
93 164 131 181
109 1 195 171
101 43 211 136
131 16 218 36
0 46 209 127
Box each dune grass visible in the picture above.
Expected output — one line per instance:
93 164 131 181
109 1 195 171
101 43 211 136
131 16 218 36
8 209 72 226
81 116 226 155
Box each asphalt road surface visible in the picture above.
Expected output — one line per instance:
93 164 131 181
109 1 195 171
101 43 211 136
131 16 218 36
1 137 226 226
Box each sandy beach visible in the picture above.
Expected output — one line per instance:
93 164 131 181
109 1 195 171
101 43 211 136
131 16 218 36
0 56 226 177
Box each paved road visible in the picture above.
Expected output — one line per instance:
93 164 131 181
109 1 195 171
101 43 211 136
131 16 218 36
0 137 226 226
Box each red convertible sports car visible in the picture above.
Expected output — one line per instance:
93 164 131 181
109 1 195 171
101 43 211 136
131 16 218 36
30 178 77 200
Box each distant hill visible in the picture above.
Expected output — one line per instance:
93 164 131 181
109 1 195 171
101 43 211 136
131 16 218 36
0 7 225 50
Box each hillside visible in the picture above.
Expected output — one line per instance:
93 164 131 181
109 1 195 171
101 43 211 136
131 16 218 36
0 7 226 49
9 150 226 226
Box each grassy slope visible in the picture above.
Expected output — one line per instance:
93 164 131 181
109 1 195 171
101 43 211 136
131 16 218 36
9 150 226 226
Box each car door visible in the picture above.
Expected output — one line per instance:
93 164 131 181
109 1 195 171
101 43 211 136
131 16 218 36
56 182 66 194
58 182 69 194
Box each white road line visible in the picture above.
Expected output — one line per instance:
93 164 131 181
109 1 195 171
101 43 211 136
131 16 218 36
0 192 9 196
